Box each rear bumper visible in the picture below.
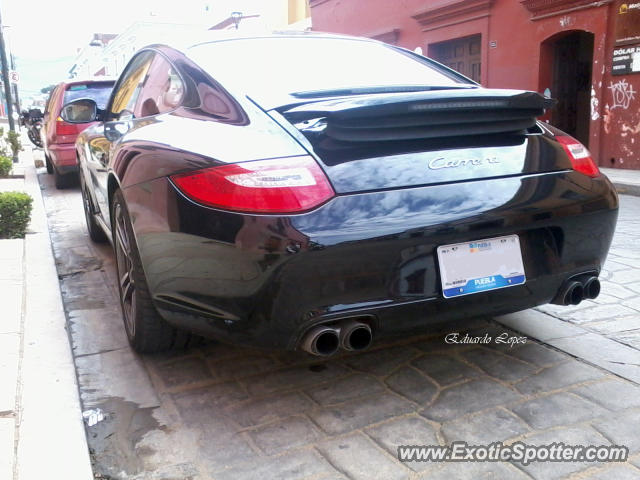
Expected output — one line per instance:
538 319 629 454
47 143 78 170
123 170 618 350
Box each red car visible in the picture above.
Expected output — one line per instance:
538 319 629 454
42 78 115 188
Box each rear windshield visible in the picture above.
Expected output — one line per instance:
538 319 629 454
64 82 114 109
188 37 470 108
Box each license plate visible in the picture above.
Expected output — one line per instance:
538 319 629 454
437 235 526 299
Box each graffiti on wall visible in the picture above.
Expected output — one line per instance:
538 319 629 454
559 16 573 28
608 79 636 109
591 87 600 120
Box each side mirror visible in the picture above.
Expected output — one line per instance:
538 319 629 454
60 98 99 123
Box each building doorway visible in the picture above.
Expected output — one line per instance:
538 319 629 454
429 34 482 83
544 31 594 146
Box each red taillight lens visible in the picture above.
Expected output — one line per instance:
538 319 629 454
55 117 80 136
556 135 600 178
170 156 335 213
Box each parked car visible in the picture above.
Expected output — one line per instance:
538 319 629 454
62 32 618 355
42 78 115 188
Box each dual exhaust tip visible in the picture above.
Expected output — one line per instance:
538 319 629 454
300 319 372 356
555 275 601 306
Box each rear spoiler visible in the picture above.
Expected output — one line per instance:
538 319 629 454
281 89 556 142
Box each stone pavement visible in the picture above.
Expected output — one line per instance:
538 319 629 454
34 156 640 480
496 194 640 385
537 193 640 346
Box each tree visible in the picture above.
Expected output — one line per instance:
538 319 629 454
40 84 56 94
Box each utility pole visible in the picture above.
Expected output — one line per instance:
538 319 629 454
10 52 19 114
0 5 15 132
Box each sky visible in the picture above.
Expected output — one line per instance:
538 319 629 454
2 0 265 103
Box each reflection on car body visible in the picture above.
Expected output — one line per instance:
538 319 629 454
42 78 115 188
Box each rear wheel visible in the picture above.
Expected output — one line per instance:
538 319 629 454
54 167 75 189
112 189 192 353
27 128 43 148
45 155 53 174
80 173 107 243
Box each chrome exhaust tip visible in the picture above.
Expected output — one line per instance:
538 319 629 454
582 276 601 300
339 320 372 352
299 325 340 356
552 273 601 305
564 281 584 305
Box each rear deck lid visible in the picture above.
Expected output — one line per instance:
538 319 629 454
277 88 566 193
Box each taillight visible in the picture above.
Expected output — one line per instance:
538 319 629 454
55 117 79 136
556 135 600 178
170 155 335 214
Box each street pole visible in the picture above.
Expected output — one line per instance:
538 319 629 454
10 52 19 114
0 5 15 132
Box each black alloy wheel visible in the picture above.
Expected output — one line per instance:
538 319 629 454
111 189 194 353
113 197 137 339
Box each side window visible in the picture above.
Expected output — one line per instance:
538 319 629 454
134 55 185 118
109 51 155 120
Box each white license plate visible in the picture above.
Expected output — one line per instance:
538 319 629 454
437 234 526 299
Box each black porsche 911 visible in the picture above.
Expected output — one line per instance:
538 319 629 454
63 32 618 355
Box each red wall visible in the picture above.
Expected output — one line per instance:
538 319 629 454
311 0 640 169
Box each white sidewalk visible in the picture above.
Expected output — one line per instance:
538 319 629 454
601 167 640 197
0 140 93 480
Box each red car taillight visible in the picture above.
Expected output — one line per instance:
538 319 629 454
55 117 80 136
170 155 335 214
556 135 600 178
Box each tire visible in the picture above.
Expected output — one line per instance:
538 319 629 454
80 173 107 243
45 155 53 174
112 189 190 353
27 128 43 148
54 167 75 189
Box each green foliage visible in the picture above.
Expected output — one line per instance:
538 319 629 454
0 128 23 160
0 156 12 176
6 131 22 157
0 191 33 239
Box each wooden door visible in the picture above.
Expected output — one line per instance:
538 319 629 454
430 35 482 83
551 32 594 146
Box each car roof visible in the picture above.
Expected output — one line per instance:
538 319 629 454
194 30 368 45
142 29 376 53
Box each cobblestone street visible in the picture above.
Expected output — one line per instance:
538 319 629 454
38 168 640 480
535 196 640 349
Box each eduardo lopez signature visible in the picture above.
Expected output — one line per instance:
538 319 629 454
445 332 527 348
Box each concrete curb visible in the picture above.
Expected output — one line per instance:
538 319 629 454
15 163 93 480
609 181 640 198
601 167 640 198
